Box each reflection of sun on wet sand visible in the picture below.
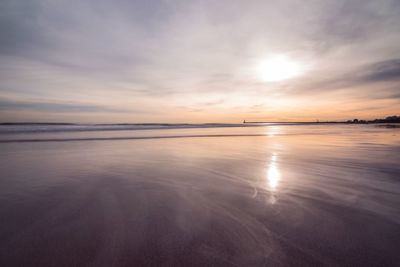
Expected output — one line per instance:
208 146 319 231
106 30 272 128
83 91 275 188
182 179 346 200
267 153 280 190
266 153 280 204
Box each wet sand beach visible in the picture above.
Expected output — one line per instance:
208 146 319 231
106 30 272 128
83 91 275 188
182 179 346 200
0 124 399 266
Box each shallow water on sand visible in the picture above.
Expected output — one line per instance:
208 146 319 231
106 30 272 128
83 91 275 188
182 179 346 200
0 124 399 266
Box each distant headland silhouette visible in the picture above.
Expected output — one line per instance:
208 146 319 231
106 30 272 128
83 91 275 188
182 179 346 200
243 115 400 124
345 115 400 124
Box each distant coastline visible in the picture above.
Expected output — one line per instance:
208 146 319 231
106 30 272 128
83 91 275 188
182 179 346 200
344 115 400 124
243 115 400 124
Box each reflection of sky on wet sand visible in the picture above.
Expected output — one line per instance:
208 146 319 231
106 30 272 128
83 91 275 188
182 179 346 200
0 124 399 266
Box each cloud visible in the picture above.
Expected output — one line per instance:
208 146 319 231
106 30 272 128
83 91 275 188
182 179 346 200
360 59 400 83
0 99 129 113
282 59 400 99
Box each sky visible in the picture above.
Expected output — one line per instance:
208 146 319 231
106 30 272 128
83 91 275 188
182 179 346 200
0 0 400 123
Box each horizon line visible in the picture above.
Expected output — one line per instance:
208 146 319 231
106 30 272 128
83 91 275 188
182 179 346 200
0 115 399 126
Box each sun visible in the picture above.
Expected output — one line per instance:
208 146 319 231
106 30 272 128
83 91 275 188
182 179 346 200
255 55 303 82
